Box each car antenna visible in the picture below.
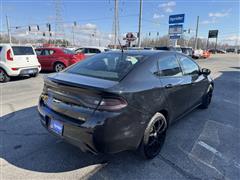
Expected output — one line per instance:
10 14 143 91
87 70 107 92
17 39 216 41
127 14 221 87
118 39 124 53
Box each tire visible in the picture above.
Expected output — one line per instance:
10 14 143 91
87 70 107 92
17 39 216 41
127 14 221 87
139 112 168 159
30 72 39 77
54 62 65 72
199 85 213 109
0 68 10 83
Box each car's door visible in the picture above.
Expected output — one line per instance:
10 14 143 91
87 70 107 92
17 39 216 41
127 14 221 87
38 49 54 70
177 54 208 107
157 54 192 120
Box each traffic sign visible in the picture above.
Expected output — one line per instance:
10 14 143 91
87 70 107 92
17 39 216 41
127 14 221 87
169 14 185 24
169 24 183 35
123 32 137 41
208 30 218 38
169 35 181 39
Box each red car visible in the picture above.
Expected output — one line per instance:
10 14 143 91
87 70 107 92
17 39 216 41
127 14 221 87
35 47 85 72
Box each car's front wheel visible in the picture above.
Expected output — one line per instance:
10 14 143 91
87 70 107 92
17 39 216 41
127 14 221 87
139 112 168 159
54 63 66 72
0 69 10 83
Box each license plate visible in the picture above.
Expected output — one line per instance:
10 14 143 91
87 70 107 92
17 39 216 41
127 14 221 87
49 119 63 135
28 70 34 74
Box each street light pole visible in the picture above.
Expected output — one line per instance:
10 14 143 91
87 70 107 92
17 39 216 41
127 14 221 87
137 0 143 47
194 16 199 49
6 16 12 44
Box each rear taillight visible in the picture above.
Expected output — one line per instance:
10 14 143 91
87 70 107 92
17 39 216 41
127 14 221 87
97 97 128 111
82 96 127 111
6 49 13 61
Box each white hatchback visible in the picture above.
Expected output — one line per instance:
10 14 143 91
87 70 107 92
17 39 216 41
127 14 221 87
0 44 41 82
75 46 110 58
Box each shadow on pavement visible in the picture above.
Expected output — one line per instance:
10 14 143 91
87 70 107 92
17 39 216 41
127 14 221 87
1 70 239 179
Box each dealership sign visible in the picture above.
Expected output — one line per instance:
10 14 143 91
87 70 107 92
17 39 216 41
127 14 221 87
169 24 183 35
169 14 185 24
169 35 181 39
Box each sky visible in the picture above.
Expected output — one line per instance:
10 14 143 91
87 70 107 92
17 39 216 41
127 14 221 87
0 0 239 46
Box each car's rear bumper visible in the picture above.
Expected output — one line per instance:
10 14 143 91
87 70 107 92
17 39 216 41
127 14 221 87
3 65 41 76
38 97 147 154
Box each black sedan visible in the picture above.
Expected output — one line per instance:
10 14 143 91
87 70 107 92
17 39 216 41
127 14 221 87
38 50 214 159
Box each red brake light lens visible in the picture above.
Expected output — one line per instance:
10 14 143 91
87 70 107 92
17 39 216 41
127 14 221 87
6 49 13 61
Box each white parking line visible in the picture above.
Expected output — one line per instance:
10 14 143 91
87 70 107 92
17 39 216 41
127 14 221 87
198 141 222 158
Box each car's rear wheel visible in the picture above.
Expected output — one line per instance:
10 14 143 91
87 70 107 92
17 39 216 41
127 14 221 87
199 85 213 109
139 113 168 159
54 63 65 72
0 69 10 83
30 72 39 77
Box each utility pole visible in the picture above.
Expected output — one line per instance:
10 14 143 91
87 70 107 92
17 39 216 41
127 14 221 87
114 0 119 49
72 26 75 46
137 0 143 47
194 16 199 49
6 16 12 44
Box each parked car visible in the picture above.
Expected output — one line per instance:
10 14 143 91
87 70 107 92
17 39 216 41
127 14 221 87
202 50 211 59
0 44 41 82
143 47 155 50
192 49 203 59
208 49 226 54
226 48 236 53
75 46 109 57
35 47 85 72
181 47 193 57
38 50 214 159
155 46 182 53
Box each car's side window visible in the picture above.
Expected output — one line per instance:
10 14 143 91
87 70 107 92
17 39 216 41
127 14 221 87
84 48 89 53
178 55 199 75
49 50 55 55
40 49 49 56
89 48 101 53
158 55 182 77
35 49 42 55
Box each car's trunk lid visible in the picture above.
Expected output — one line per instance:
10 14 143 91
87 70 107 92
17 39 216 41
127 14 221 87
11 46 39 67
42 72 118 121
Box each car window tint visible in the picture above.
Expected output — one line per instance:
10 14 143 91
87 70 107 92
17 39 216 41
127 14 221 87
158 55 182 77
178 55 199 75
35 49 42 55
49 50 55 55
12 46 35 55
63 48 75 54
89 48 101 53
41 49 50 55
66 53 146 81
76 48 84 53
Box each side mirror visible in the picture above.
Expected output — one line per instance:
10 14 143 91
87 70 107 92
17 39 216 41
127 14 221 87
201 68 211 76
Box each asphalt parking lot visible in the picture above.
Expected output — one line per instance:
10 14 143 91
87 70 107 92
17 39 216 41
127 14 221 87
0 54 239 180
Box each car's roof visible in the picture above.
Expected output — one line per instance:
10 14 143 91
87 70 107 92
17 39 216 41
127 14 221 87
0 43 33 47
104 50 173 56
76 46 109 49
36 47 63 50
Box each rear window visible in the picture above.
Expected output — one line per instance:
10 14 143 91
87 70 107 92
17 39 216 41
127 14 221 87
155 47 169 50
12 46 35 55
66 53 146 81
63 48 75 55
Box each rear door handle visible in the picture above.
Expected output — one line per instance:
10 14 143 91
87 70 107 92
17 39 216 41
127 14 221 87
165 84 173 88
